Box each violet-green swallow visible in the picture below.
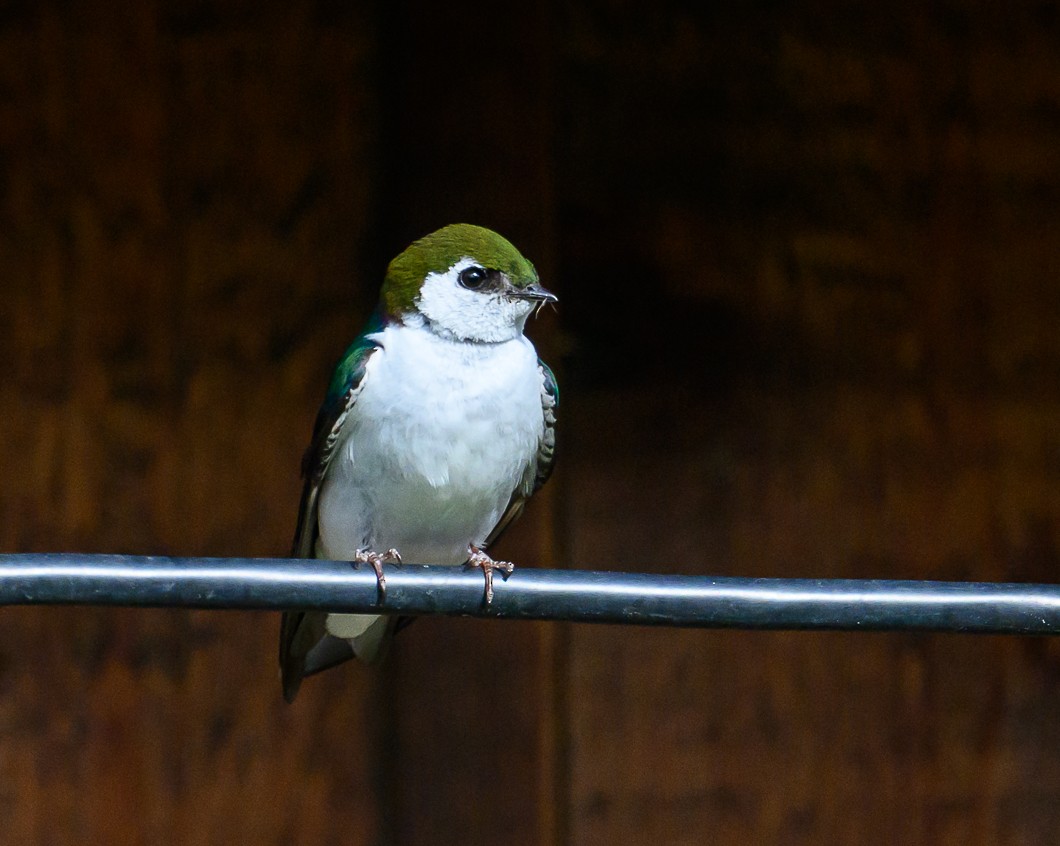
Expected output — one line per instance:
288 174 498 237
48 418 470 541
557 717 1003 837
279 224 558 702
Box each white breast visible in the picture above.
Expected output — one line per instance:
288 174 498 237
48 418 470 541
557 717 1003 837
316 322 545 566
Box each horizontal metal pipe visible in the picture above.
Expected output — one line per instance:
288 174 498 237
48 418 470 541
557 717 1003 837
2 553 1060 635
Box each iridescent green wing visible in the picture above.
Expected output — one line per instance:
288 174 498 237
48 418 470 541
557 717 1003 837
289 319 382 559
483 359 558 547
280 318 383 701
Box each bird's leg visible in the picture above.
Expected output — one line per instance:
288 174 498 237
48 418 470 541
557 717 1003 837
466 544 514 605
354 548 402 601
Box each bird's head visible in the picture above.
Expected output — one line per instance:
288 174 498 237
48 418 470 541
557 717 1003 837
381 224 557 343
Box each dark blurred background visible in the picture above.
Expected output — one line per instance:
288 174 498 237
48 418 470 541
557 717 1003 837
3 1 1060 843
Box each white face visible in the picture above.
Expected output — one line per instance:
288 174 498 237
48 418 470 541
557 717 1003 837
414 257 537 343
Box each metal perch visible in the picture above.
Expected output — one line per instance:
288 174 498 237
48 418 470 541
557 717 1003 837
1 553 1060 635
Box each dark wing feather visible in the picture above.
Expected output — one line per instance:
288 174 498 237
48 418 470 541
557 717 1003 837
483 358 559 548
279 331 381 702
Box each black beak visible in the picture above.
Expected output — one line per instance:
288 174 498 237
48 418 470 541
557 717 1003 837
509 282 558 304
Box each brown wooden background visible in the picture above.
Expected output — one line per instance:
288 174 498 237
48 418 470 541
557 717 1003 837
3 1 1060 843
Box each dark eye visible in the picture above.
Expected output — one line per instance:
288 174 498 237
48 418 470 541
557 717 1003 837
458 266 489 290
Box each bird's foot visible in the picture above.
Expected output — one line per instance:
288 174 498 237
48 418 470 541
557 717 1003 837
466 544 514 606
354 548 402 601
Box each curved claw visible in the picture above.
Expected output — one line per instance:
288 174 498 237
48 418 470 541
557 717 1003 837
354 548 402 602
466 544 515 606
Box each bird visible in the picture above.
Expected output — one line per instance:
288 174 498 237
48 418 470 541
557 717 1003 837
279 223 558 702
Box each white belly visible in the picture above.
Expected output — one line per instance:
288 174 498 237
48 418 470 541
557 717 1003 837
316 323 544 566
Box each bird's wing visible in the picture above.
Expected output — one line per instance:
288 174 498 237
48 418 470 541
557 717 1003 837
279 326 382 703
483 358 559 548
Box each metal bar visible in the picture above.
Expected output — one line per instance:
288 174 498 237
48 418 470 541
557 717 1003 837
2 553 1060 634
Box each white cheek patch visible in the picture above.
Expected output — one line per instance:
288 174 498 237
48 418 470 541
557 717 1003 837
415 257 533 342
